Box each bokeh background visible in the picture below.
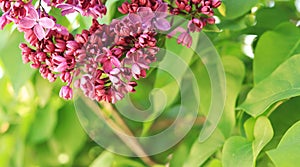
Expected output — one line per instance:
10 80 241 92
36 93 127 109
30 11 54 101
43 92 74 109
1 0 300 167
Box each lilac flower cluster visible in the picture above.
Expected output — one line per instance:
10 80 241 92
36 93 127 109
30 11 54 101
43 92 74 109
0 0 221 103
119 0 221 47
0 0 75 98
118 0 161 14
45 0 107 18
74 7 166 103
0 0 101 101
172 0 221 32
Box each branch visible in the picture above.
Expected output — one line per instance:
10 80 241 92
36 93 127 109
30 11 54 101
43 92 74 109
81 96 157 166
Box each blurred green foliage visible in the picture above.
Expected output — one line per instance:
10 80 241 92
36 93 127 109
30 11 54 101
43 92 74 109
1 0 300 167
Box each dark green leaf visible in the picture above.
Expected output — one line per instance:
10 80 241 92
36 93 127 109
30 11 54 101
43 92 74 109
248 3 296 35
266 97 300 150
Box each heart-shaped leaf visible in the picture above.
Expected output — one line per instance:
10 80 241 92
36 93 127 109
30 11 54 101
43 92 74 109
239 54 300 117
254 22 300 84
267 121 300 167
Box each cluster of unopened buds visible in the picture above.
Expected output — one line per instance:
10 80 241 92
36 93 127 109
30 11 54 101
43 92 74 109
0 0 221 103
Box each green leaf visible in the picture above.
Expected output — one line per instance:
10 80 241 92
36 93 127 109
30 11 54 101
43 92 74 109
239 54 300 117
253 22 300 84
221 0 258 20
35 76 53 107
0 75 14 104
99 0 119 24
222 136 254 167
113 155 145 167
248 3 296 35
267 97 300 150
52 103 87 164
183 129 225 167
218 56 245 137
219 14 256 31
190 33 227 141
90 151 114 167
28 98 62 144
0 134 15 167
0 29 35 93
256 155 275 167
169 144 189 167
203 24 221 32
252 116 273 158
267 121 300 167
244 118 256 140
205 159 222 167
49 8 71 28
154 34 198 108
222 116 273 167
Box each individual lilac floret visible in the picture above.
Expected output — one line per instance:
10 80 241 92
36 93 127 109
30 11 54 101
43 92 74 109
177 32 192 48
129 2 171 31
59 86 73 100
19 7 55 40
53 0 107 18
0 0 32 29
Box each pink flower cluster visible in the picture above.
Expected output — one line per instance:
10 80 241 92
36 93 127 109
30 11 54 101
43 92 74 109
45 0 107 18
118 0 161 14
0 0 77 99
73 8 163 103
172 0 221 32
119 0 221 47
0 0 221 103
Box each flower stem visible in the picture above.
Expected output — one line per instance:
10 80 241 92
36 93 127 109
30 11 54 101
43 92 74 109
81 97 157 166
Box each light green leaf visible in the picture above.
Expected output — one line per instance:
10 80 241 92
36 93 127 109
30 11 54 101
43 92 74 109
49 8 71 28
254 22 300 84
28 98 62 144
239 54 300 117
154 34 198 108
0 29 35 94
244 118 256 140
35 76 53 107
113 155 145 167
99 0 119 24
183 129 225 167
222 136 254 167
223 117 273 167
52 104 87 163
205 159 222 167
90 151 114 167
0 134 15 167
218 56 245 137
267 121 300 167
221 0 258 20
169 144 189 167
252 116 274 158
